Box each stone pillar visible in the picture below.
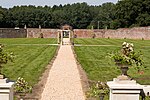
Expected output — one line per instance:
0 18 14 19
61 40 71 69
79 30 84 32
0 79 14 100
69 31 71 44
107 78 143 100
72 31 74 45
57 32 60 44
70 31 73 45
39 25 41 29
61 31 63 45
24 25 27 29
142 85 150 96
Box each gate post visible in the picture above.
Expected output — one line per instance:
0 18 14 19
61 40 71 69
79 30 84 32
0 79 14 100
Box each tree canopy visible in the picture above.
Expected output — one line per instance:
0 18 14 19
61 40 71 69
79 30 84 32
0 0 150 29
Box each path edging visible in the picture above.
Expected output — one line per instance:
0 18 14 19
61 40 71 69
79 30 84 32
25 45 60 99
71 45 89 99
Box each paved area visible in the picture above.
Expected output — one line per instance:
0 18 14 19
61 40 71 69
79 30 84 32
41 44 85 100
63 38 71 45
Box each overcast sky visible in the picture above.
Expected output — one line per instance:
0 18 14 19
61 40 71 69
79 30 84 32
0 0 118 8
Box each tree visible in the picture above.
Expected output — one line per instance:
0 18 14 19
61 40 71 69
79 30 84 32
115 0 150 28
90 3 115 29
0 7 8 28
1 1 150 29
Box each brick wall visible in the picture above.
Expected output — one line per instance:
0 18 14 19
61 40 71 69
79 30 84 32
74 26 150 39
0 26 150 39
27 28 41 38
27 28 58 38
104 27 150 39
41 29 58 38
74 29 93 38
0 28 27 38
74 29 106 38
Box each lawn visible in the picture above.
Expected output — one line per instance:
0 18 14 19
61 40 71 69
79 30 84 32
74 38 150 85
0 38 57 86
0 38 57 44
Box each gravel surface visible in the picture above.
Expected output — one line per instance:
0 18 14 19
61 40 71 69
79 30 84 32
41 45 85 100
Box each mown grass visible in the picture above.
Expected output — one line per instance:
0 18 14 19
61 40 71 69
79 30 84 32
74 38 150 85
74 38 150 47
0 38 57 86
0 38 57 44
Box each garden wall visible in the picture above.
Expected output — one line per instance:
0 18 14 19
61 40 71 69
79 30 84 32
74 29 106 38
0 28 27 38
0 26 150 39
104 27 150 40
27 28 58 38
73 29 93 38
74 26 150 40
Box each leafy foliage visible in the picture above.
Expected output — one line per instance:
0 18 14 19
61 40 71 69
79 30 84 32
114 0 150 28
87 81 109 98
0 44 14 74
14 77 32 93
0 0 149 29
108 42 143 68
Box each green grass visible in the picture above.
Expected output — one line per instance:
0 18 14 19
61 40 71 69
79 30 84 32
74 38 150 47
74 38 150 84
0 38 57 44
0 38 57 86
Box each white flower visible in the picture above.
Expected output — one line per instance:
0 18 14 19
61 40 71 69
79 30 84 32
122 42 127 46
130 43 134 47
126 43 129 47
96 83 99 88
129 47 133 51
18 77 21 80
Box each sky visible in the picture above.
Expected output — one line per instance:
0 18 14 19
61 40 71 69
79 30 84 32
0 0 118 8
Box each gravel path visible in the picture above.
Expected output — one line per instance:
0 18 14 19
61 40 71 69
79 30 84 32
41 45 85 100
